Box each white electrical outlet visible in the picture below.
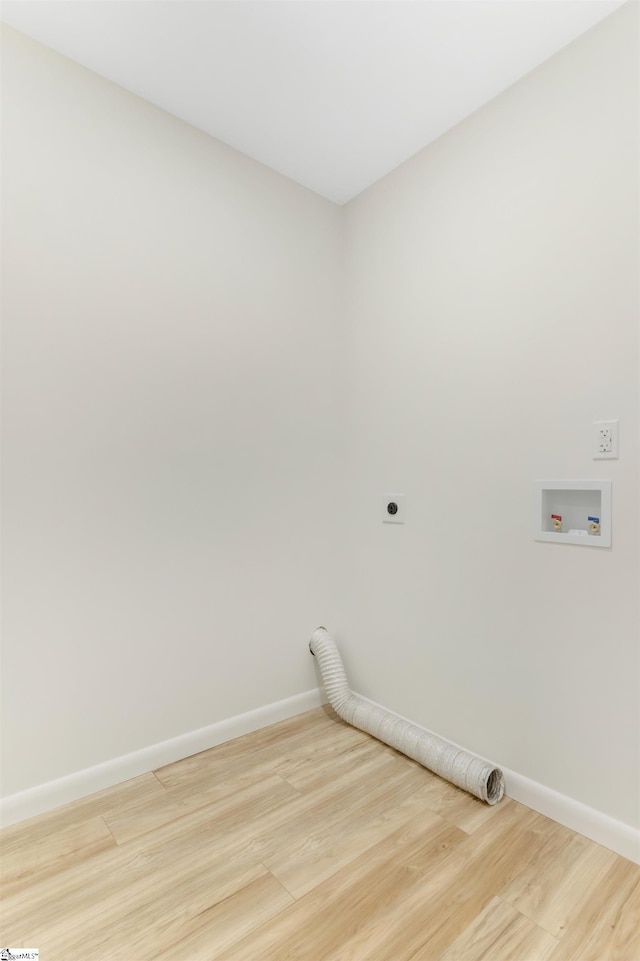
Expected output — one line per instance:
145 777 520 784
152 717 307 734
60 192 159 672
382 493 405 524
593 420 619 459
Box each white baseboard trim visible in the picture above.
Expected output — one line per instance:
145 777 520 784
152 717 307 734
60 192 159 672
4 686 638 865
354 692 639 865
502 766 640 865
0 688 326 829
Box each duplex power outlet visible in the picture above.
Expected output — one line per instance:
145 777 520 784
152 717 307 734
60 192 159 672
593 420 619 459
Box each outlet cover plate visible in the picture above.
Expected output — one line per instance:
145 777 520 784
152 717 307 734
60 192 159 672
382 493 405 524
593 420 619 459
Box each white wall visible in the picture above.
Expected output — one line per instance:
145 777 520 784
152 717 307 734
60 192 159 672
1 27 345 795
339 2 639 827
2 5 638 832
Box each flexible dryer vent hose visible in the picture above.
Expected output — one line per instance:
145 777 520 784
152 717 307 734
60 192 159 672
310 627 505 805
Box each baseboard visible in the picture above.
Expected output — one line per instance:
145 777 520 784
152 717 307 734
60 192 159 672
0 688 326 828
354 692 640 865
4 687 638 865
501 766 640 864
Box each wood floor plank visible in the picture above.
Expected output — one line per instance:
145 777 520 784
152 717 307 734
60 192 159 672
274 730 390 792
1 752 407 947
236 756 430 876
406 809 565 961
111 745 404 861
215 810 468 961
0 772 167 846
1 709 636 961
501 827 619 938
265 769 471 898
548 858 640 961
228 748 428 865
324 801 544 961
152 874 293 961
405 766 512 834
437 895 559 961
153 706 338 790
0 815 116 898
147 716 361 810
104 763 283 844
36 856 275 961
0 773 298 945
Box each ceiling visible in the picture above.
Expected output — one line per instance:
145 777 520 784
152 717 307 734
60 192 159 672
0 0 627 204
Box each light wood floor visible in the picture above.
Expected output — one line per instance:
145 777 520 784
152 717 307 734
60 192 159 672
1 707 639 961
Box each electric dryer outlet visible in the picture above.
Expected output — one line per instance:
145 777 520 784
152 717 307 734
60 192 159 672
382 494 406 523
